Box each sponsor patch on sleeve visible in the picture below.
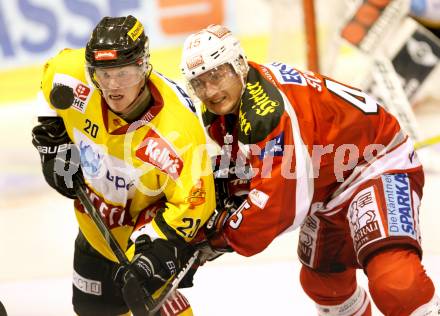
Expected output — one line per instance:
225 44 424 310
52 73 94 113
248 189 269 209
382 174 416 239
266 62 307 86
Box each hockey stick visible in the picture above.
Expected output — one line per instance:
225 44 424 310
48 85 149 315
0 300 7 316
74 175 201 315
72 175 149 315
414 135 440 150
147 250 200 315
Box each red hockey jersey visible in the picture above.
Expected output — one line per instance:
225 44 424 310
202 61 422 256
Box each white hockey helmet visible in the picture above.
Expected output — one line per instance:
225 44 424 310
180 24 248 81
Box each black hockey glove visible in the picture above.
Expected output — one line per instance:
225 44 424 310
125 235 194 296
31 117 81 199
194 196 239 264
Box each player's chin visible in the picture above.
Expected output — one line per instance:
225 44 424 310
207 101 235 116
107 99 129 113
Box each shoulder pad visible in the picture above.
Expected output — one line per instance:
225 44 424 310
152 71 197 114
238 66 284 144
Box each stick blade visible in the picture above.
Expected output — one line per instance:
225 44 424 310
0 300 7 316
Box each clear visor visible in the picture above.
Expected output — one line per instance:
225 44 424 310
189 63 238 97
87 61 148 91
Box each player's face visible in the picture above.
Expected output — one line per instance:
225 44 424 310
190 63 243 115
94 65 145 114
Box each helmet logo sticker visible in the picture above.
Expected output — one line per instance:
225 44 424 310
94 50 118 61
187 55 204 70
207 24 231 39
127 20 144 41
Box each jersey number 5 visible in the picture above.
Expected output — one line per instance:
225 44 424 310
229 201 251 229
325 79 378 114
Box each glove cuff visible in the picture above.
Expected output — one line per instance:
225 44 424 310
205 208 229 239
209 232 232 252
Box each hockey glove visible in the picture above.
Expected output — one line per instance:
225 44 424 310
194 196 239 264
126 235 194 296
31 117 81 199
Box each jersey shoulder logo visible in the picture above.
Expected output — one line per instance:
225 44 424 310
52 73 94 113
266 62 307 86
136 128 184 180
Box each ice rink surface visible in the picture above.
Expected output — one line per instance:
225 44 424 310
0 102 439 315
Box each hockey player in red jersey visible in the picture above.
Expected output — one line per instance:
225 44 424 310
180 24 440 315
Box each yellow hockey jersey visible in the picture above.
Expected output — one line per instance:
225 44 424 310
37 48 216 261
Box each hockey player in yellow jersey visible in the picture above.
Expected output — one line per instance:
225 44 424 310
31 15 215 315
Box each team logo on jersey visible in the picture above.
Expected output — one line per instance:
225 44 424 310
298 215 319 267
185 179 206 209
75 84 91 101
52 73 94 113
113 118 123 127
136 128 184 180
268 62 307 86
79 141 103 178
248 189 269 209
382 174 416 238
348 187 385 253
